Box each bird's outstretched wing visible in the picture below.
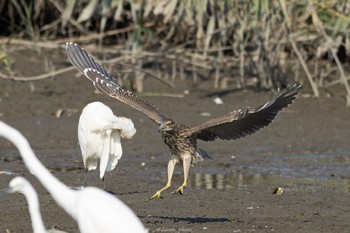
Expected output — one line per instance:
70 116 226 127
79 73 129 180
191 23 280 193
188 83 302 141
66 42 168 125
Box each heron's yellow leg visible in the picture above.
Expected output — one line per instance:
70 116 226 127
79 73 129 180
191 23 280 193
146 158 177 201
176 156 191 195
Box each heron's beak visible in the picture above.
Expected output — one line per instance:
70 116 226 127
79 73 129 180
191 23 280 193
158 121 173 132
158 123 168 132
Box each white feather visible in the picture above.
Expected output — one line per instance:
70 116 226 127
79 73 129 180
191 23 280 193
78 102 136 180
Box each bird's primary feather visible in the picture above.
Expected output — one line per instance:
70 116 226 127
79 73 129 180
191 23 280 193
66 42 168 125
188 83 302 141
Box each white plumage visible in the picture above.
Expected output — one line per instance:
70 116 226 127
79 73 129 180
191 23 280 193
8 177 67 233
0 121 145 233
78 101 136 184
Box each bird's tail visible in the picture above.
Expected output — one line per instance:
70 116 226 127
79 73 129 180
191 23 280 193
192 148 212 164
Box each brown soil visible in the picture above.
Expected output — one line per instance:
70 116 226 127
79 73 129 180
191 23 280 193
0 47 350 233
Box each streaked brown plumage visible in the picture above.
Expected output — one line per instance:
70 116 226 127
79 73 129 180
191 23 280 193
66 42 302 200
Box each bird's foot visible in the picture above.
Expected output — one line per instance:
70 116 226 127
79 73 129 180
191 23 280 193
146 191 164 202
176 185 186 195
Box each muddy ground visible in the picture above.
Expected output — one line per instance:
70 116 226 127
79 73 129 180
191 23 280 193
0 47 350 232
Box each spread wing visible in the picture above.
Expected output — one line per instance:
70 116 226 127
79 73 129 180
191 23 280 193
188 83 302 141
66 42 168 125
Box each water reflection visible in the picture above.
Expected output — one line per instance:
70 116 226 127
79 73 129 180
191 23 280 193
188 173 350 193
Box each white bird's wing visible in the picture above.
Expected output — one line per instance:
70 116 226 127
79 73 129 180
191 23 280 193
108 131 122 171
95 118 136 139
99 130 112 179
78 117 88 166
99 130 123 179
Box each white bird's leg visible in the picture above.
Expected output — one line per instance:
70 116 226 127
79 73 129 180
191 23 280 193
102 177 107 190
176 155 191 195
146 158 177 201
84 169 88 187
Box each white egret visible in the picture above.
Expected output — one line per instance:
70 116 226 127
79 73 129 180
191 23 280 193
7 176 67 233
0 121 145 233
78 101 136 188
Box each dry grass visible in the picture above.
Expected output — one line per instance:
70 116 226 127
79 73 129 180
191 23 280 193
1 0 350 103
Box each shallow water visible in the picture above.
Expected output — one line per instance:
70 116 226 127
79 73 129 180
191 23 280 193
160 146 350 193
2 145 350 194
245 146 349 174
188 173 350 193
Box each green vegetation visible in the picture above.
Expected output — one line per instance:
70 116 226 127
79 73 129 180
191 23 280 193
0 50 13 74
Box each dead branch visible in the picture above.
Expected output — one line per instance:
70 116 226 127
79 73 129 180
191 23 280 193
0 66 74 81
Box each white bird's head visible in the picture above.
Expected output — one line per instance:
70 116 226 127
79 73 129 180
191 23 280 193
8 177 29 193
117 117 136 139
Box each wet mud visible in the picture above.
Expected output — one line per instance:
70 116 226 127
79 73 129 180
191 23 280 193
0 47 350 232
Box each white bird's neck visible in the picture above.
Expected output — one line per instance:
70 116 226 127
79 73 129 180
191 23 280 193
0 123 78 219
24 145 78 217
23 184 47 233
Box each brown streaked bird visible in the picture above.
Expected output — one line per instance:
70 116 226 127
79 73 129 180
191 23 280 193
66 42 302 201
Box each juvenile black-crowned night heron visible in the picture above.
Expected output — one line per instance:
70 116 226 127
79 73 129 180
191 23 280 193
66 42 302 201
